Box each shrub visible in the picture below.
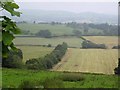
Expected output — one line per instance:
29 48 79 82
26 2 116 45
114 58 120 75
36 30 52 38
112 45 120 49
2 49 23 68
61 72 84 82
82 40 107 49
26 42 68 70
43 78 64 88
26 59 40 70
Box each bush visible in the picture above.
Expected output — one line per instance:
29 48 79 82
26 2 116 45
36 30 52 38
61 72 84 82
43 78 64 88
112 45 120 49
26 42 68 70
82 40 107 49
114 58 120 75
2 49 23 68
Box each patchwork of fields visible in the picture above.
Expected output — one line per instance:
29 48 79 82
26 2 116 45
14 36 118 74
52 48 118 74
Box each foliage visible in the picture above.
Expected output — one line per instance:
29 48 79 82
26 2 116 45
2 49 23 68
43 77 64 88
73 30 82 37
114 58 120 75
0 1 21 57
112 45 120 49
2 68 119 88
35 30 52 38
82 40 107 49
61 72 84 82
26 42 68 70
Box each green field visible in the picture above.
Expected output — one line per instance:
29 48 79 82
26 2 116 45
17 23 74 36
53 48 118 74
2 68 118 88
16 46 53 62
14 37 83 48
17 23 103 36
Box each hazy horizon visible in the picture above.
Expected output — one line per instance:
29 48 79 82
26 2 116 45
16 2 118 16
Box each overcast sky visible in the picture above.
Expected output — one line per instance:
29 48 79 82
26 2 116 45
15 0 118 15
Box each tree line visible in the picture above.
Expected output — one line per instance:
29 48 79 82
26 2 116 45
26 42 68 70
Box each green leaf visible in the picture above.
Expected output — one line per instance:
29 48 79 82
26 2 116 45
11 3 19 9
10 43 18 51
2 31 15 45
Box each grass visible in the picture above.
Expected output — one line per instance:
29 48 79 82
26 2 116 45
2 68 119 88
52 48 118 74
14 37 83 48
17 23 74 36
16 46 53 63
83 36 118 48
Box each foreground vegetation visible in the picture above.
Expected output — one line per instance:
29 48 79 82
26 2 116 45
2 68 118 88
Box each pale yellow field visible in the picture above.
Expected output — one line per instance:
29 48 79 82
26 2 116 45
17 46 53 63
83 36 118 49
52 48 118 74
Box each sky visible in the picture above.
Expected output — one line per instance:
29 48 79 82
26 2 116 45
14 0 118 15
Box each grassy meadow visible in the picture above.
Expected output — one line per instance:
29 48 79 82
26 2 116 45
2 68 118 88
16 46 53 63
14 37 83 48
17 23 74 36
52 48 118 74
17 23 104 36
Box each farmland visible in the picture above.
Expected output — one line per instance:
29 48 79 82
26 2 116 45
17 23 74 36
84 36 118 48
16 46 53 62
14 37 83 48
17 23 104 36
52 48 118 74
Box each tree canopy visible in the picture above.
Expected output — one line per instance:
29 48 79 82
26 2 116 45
0 1 21 58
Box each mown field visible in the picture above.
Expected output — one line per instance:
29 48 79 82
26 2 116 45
53 48 118 74
16 46 53 63
84 36 118 48
14 37 83 48
2 68 118 88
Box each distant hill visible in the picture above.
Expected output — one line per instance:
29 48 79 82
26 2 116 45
6 9 117 24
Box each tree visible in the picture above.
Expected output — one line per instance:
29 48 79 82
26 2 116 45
73 30 82 37
36 30 52 38
0 1 21 58
114 58 120 75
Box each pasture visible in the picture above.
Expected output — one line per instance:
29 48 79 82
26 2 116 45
14 37 83 48
16 46 53 62
2 68 118 88
83 36 118 48
17 23 74 36
17 23 103 36
52 48 118 74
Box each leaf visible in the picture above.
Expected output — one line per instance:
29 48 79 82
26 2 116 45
10 42 18 51
2 31 15 45
11 3 19 9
